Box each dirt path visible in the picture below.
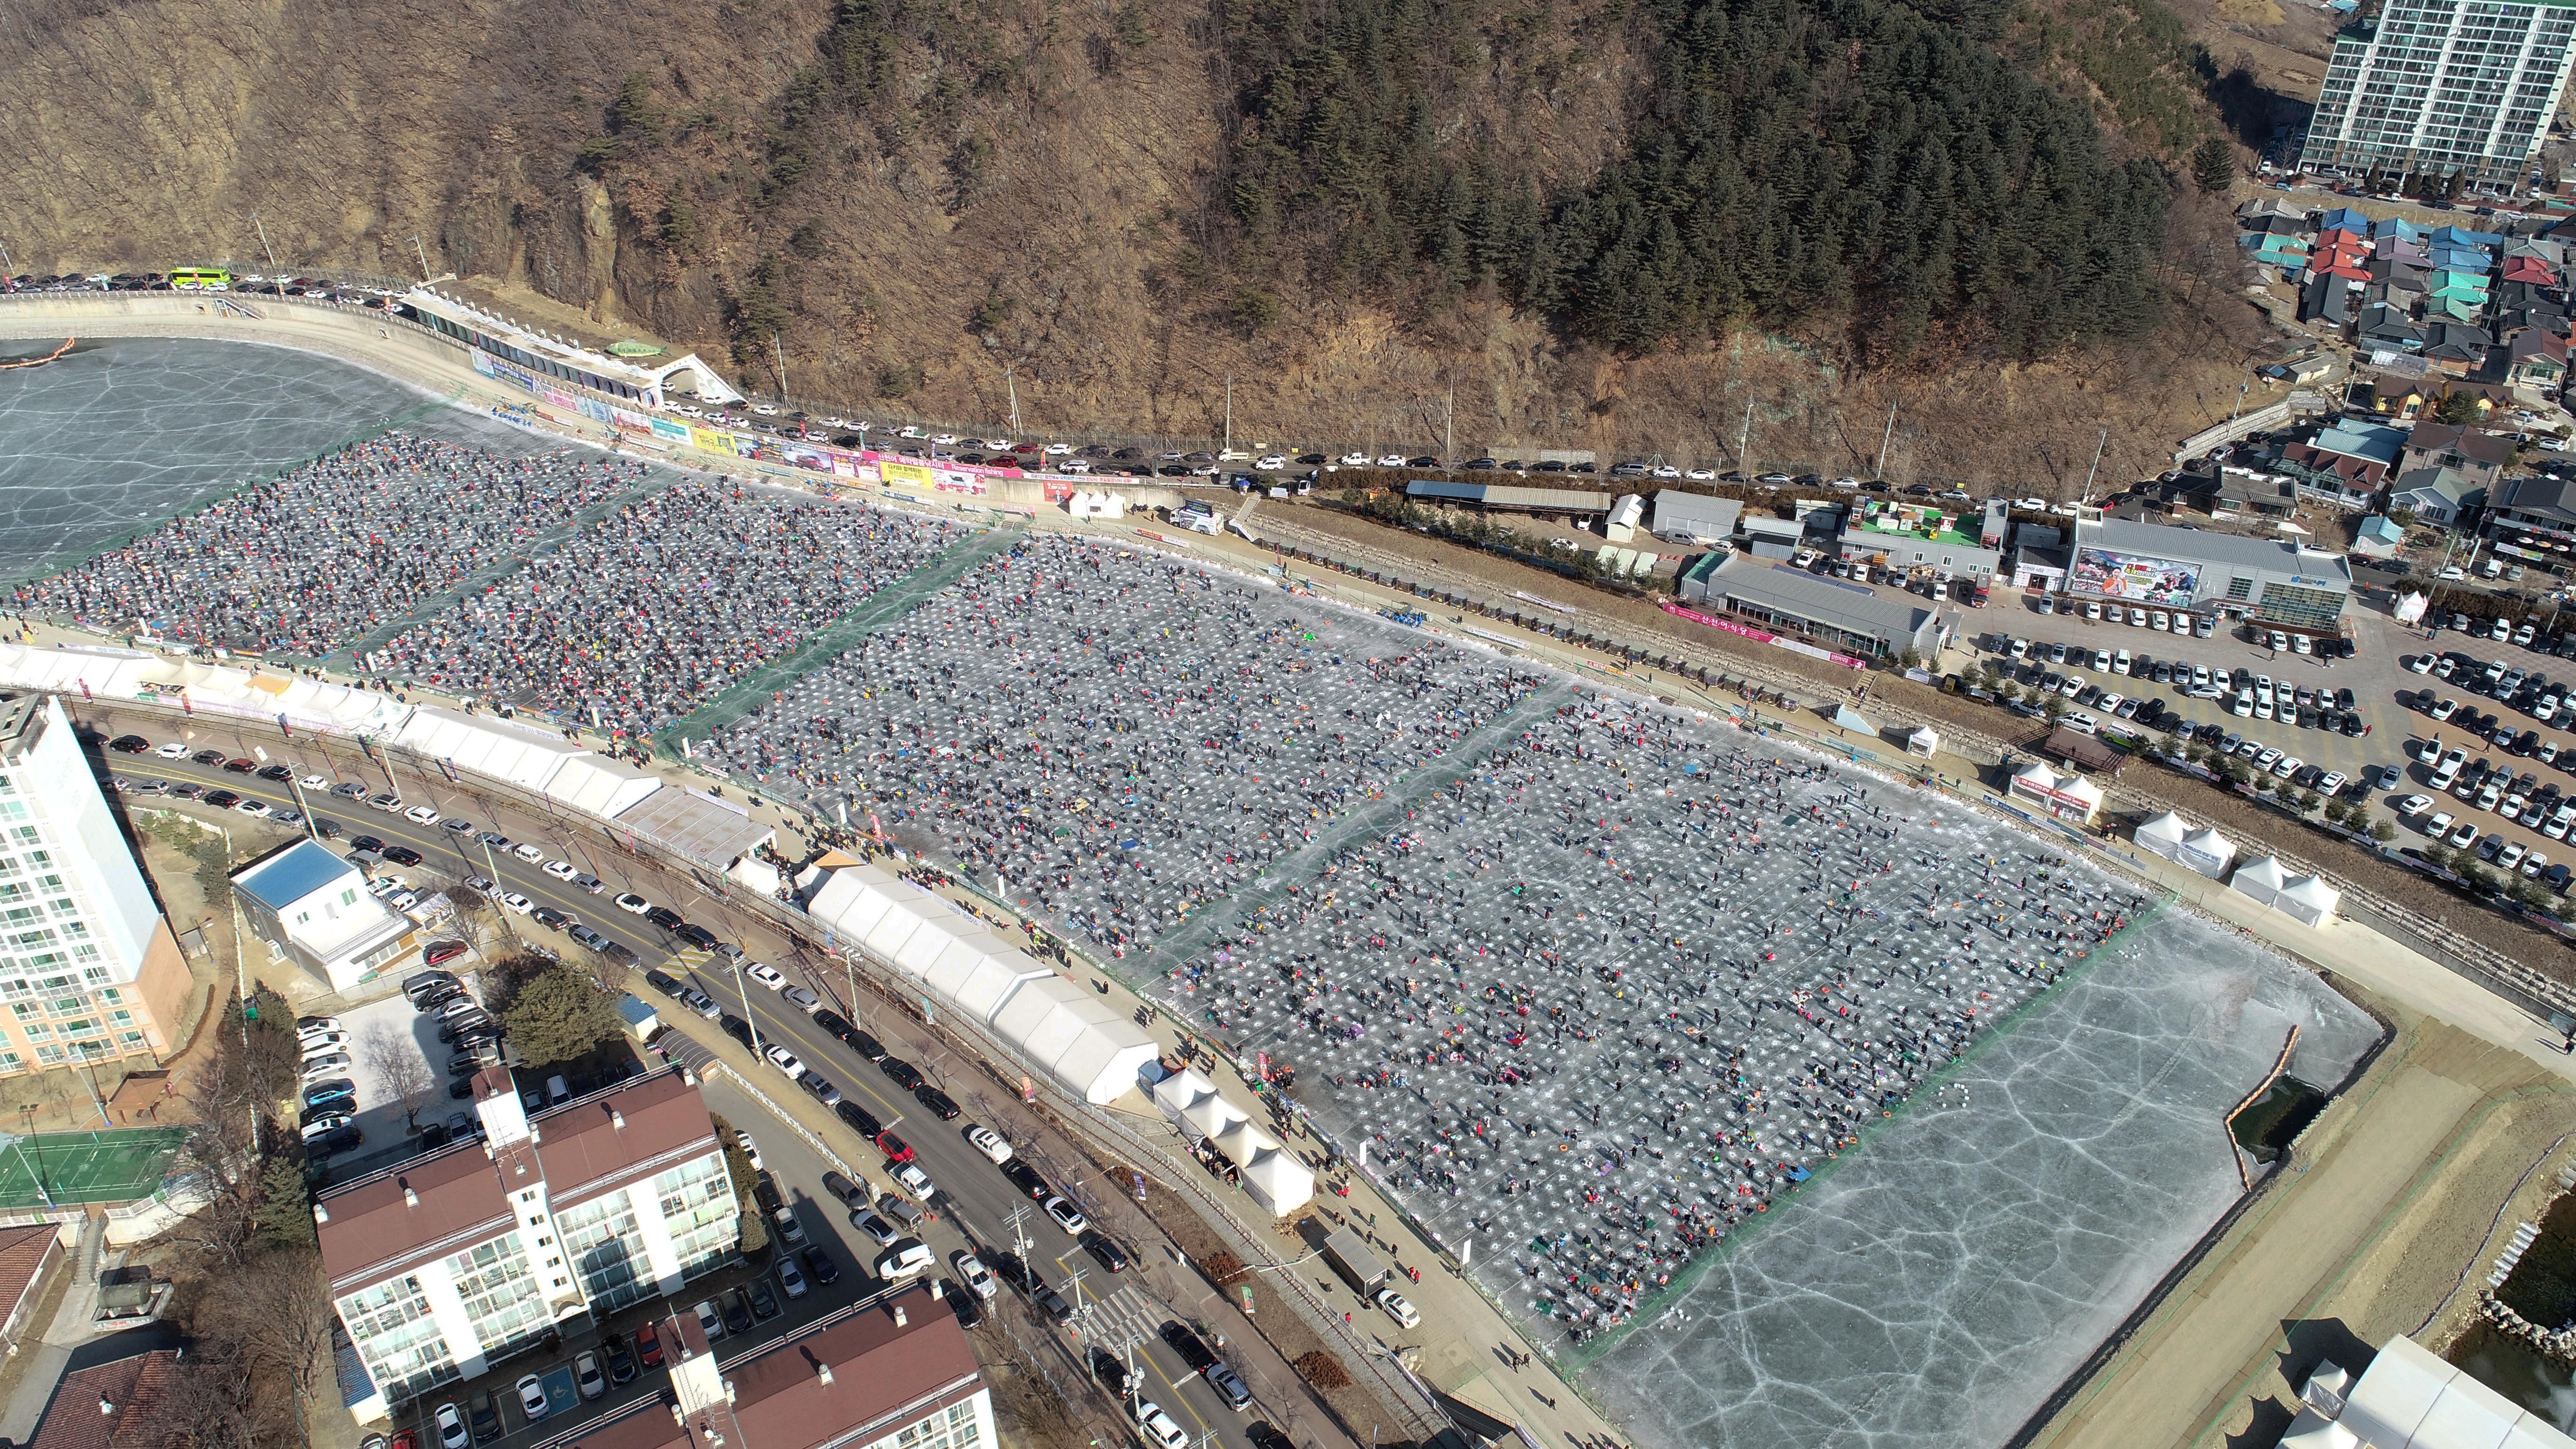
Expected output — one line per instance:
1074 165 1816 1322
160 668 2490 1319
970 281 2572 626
2024 1009 2576 1449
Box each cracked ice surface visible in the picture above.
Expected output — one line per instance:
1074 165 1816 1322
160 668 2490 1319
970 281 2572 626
1585 908 2380 1449
0 338 548 576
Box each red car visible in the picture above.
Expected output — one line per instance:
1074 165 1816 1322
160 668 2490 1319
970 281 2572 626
223 758 257 773
423 940 469 967
877 1130 913 1165
633 1319 663 1368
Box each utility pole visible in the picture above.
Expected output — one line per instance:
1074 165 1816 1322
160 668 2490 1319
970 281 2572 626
731 952 764 1055
411 233 432 283
477 839 519 946
2079 428 2109 503
0 240 14 292
1874 401 1898 481
253 214 279 271
227 885 263 1158
1006 363 1022 440
773 334 789 405
1223 375 1233 456
1739 401 1755 476
1444 384 1454 464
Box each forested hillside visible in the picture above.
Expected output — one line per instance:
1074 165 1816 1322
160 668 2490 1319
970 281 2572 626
0 0 2269 488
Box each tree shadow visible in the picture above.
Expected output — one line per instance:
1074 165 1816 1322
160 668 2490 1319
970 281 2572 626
2208 62 2314 152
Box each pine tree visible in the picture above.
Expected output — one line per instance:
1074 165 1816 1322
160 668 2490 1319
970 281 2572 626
246 1155 316 1256
2190 137 2234 194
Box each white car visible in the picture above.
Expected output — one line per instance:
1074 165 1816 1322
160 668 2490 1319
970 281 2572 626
893 1163 936 1199
745 962 789 991
967 1125 1014 1164
510 842 545 863
234 798 270 817
433 1401 468 1449
771 1205 810 1249
734 1130 763 1171
1045 442 1074 455
1133 1402 1189 1449
1255 454 1288 469
516 1374 550 1422
300 1053 352 1079
614 893 651 914
1337 452 1368 466
154 741 187 759
952 1251 998 1299
574 1349 605 1401
297 1015 341 1037
778 1255 810 1299
1376 1286 1421 1328
2406 655 2435 674
1375 453 1406 467
300 1112 355 1141
403 805 441 825
498 892 536 915
764 1045 805 1077
543 860 578 881
1043 1195 1089 1233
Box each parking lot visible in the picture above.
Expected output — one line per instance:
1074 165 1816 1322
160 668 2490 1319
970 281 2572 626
1962 586 2576 890
294 988 484 1163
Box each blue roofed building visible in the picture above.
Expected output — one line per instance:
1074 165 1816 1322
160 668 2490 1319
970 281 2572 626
231 838 419 991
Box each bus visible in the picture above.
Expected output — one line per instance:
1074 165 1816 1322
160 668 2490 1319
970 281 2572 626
168 267 231 291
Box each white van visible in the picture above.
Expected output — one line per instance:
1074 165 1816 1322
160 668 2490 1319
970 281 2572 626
875 1240 935 1281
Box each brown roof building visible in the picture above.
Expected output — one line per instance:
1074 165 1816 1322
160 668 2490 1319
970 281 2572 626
19 1344 179 1449
561 1286 991 1449
315 1067 735 1426
0 1224 64 1352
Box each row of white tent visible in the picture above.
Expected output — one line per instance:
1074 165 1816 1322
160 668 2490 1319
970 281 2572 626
800 862 1165 1109
1151 1068 1316 1216
2135 812 2340 926
0 641 766 869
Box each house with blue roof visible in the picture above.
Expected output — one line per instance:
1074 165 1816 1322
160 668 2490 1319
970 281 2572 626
2432 225 2506 250
231 839 421 991
2372 216 2423 242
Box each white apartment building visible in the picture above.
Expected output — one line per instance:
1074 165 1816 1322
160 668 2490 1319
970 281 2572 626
0 695 189 1073
318 1067 738 1420
2298 0 2576 193
229 839 418 992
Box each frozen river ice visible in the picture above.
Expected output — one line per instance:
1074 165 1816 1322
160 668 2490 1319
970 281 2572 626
0 337 550 578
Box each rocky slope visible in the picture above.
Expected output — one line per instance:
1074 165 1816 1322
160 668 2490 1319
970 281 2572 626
1 0 2276 488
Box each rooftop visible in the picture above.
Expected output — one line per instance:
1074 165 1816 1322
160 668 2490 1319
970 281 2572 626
23 1343 180 1449
611 788 775 873
561 1289 983 1449
317 1067 718 1291
2085 517 2353 584
230 838 360 915
1700 556 1943 643
0 692 53 762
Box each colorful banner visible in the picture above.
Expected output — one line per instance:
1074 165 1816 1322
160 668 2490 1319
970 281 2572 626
880 460 936 489
2070 547 2200 606
1660 601 1865 668
650 417 692 443
690 426 734 455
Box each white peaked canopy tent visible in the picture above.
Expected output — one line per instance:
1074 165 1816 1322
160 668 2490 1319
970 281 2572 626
1906 726 1938 758
2278 875 2341 928
545 753 662 817
2178 828 2237 879
2231 855 2290 908
1182 1089 1251 1144
2392 590 2430 626
1237 1141 1316 1216
391 707 587 791
1153 1069 1222 1122
2134 812 2187 861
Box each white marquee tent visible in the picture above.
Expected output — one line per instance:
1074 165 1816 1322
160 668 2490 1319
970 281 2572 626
2278 875 2341 928
2231 855 2290 908
2178 827 2237 879
2134 812 2187 861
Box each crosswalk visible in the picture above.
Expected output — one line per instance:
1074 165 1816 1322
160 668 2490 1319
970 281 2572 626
1070 1282 1159 1353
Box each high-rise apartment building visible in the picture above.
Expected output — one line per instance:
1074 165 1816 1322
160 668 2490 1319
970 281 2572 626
2298 0 2576 194
0 695 189 1074
317 1067 740 1421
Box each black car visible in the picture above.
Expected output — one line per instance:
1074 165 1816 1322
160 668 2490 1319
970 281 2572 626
381 845 424 867
1159 1320 1217 1372
1247 1424 1295 1449
879 1057 924 1090
644 906 684 932
256 763 293 781
844 1028 887 1061
203 789 241 809
107 735 149 753
351 835 386 854
720 1014 755 1050
746 1278 781 1320
1079 1229 1131 1273
723 1287 755 1335
468 1392 503 1444
644 969 685 998
990 1250 1034 1292
1003 1159 1051 1200
801 1247 842 1286
602 1333 638 1385
813 1008 854 1039
950 1288 986 1328
752 1173 785 1213
674 923 721 950
835 1099 884 1137
309 1124 362 1155
915 1086 961 1120
1092 1348 1132 1400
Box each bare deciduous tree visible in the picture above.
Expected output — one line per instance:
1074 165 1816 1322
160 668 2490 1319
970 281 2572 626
358 1022 437 1131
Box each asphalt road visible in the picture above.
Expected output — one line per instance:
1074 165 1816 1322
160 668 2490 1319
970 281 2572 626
81 716 1281 1449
